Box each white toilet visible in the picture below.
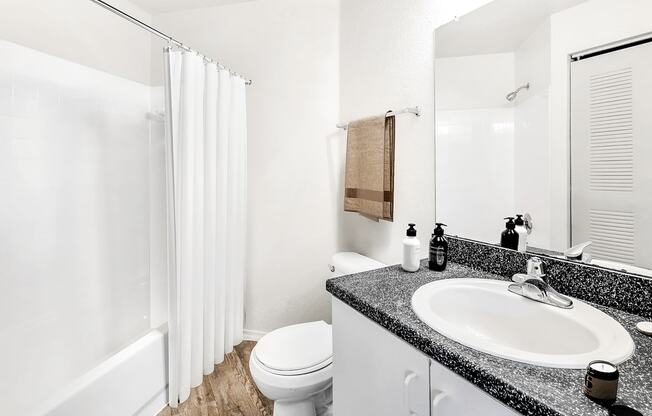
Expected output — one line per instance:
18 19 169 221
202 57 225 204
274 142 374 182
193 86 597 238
249 252 386 416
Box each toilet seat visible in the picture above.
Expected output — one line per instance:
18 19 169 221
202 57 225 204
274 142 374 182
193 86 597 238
249 320 333 405
249 348 332 391
254 321 332 376
247 253 382 416
253 351 332 376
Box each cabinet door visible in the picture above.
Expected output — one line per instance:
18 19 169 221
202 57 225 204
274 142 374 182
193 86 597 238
332 298 430 416
430 359 520 416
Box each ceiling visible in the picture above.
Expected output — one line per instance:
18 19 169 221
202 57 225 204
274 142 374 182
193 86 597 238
129 0 254 14
435 0 589 58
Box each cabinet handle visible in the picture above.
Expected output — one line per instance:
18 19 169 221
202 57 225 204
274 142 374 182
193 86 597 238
431 388 448 414
404 371 419 415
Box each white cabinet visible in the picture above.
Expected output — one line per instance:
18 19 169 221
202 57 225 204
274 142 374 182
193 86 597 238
332 298 521 416
332 298 430 416
430 358 520 416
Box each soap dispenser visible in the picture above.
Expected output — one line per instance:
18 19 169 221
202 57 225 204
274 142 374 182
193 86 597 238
500 217 519 250
514 214 528 252
429 223 448 271
402 224 421 272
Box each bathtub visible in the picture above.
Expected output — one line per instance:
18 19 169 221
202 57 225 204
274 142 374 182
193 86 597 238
38 327 169 416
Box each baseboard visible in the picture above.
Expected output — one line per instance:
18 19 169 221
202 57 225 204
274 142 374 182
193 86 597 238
243 329 266 341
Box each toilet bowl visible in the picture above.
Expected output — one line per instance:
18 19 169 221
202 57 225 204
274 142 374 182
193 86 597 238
249 252 386 416
250 321 333 416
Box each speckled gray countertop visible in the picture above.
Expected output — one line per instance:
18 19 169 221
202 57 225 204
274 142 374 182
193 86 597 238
326 260 652 416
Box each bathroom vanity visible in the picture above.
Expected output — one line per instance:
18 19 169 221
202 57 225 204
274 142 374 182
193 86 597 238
332 297 519 416
328 3 652 413
326 241 652 416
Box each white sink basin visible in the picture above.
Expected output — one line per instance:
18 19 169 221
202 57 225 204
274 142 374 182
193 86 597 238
411 278 635 368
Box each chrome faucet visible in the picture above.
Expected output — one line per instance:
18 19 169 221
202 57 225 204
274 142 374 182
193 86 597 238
508 257 573 309
564 241 593 263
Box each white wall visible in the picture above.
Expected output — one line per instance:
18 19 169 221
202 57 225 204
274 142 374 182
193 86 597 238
336 0 493 264
154 0 340 333
513 20 552 249
338 0 436 265
435 53 515 243
436 53 517 110
514 20 551 103
435 0 497 26
549 0 652 251
0 0 153 85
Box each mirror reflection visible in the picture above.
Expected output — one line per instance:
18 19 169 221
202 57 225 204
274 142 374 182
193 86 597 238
434 0 652 276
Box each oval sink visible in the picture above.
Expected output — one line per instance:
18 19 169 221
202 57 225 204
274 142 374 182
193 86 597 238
411 278 634 368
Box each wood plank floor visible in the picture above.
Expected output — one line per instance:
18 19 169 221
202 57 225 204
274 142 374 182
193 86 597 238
158 341 274 416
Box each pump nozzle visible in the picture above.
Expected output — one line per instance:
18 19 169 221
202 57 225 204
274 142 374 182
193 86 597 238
406 223 417 237
504 217 516 229
433 223 447 236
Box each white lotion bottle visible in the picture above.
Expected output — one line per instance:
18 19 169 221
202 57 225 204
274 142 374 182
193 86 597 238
515 214 528 252
402 223 421 272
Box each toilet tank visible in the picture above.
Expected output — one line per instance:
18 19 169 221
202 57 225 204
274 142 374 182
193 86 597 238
328 252 386 277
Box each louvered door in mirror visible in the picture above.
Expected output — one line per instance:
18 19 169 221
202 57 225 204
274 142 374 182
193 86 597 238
570 42 652 271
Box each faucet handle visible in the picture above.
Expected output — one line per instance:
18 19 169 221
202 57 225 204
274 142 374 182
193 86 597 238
526 257 546 278
564 241 593 263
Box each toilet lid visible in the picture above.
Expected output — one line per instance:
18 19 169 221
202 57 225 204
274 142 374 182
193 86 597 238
255 321 332 374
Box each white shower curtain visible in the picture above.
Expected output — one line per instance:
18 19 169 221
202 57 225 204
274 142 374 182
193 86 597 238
163 48 247 407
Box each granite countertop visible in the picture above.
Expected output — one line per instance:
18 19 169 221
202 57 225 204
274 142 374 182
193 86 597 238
326 260 652 416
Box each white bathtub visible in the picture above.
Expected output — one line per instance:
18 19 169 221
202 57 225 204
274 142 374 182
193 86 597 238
37 327 169 416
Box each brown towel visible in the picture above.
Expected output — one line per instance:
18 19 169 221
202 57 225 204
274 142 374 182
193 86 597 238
344 113 395 221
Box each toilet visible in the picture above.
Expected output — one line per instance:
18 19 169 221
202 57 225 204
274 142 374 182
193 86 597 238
249 252 386 416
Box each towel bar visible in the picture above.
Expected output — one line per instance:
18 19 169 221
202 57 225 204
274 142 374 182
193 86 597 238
336 106 420 130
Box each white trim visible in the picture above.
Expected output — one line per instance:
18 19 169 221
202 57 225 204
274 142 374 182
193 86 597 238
243 329 267 341
571 31 652 59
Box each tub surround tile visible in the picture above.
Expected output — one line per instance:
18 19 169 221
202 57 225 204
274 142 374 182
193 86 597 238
446 236 652 319
326 261 652 416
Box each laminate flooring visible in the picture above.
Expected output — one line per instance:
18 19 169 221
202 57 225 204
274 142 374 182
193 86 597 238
158 341 273 416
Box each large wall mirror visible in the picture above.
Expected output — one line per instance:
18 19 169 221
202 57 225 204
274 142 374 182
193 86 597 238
434 0 652 277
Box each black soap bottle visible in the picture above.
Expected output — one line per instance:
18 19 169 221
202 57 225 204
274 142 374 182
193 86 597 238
500 217 519 250
429 223 448 271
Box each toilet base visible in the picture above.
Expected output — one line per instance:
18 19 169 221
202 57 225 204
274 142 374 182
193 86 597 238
274 399 316 416
272 386 332 416
248 333 333 416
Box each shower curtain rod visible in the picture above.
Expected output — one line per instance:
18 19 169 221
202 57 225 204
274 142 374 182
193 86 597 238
89 0 252 85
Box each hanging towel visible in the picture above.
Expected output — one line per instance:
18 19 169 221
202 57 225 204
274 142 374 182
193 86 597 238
344 113 395 221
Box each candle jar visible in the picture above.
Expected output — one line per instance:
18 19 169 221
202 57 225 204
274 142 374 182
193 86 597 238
583 360 619 404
